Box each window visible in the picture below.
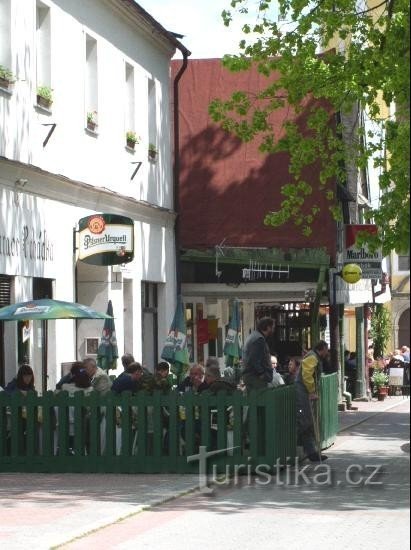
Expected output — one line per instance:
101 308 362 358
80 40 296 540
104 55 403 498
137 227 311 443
398 254 410 272
0 0 12 79
148 77 156 148
125 62 135 137
141 282 158 370
0 275 12 387
85 34 98 125
36 2 51 93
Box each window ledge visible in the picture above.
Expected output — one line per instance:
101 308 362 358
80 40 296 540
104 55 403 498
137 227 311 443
85 127 99 137
34 103 52 115
0 85 13 96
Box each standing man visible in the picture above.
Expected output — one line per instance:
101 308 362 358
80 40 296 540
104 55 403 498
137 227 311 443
242 317 275 391
295 340 329 462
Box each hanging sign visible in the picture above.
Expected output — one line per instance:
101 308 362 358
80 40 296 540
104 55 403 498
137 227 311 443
341 263 362 284
343 225 382 279
197 319 209 345
78 214 134 266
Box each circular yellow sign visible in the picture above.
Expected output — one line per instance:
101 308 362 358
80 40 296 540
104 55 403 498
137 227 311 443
341 263 362 284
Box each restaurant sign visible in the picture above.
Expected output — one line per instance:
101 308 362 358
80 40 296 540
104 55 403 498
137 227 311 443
343 224 382 279
78 214 134 266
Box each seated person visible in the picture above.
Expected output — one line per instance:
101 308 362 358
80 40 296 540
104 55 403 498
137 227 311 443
177 364 208 393
83 357 112 395
152 361 173 392
269 355 285 387
285 358 300 385
121 353 135 370
56 361 84 390
204 364 236 394
346 352 357 371
111 361 145 394
5 364 35 394
59 369 93 455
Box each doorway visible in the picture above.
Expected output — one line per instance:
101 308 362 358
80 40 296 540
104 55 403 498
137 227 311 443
141 282 158 371
0 275 12 387
32 277 53 392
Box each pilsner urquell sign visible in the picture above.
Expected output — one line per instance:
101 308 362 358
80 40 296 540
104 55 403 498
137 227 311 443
78 214 134 266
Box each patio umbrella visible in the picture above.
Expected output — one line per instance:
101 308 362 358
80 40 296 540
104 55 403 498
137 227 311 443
160 295 190 383
97 300 118 371
223 299 242 383
0 298 111 321
0 298 111 393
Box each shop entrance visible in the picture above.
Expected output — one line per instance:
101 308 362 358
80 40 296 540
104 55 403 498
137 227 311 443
255 302 312 367
141 282 158 371
32 277 53 392
0 275 12 387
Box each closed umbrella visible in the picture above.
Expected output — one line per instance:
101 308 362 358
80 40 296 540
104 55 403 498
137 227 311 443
160 295 190 383
97 300 118 371
223 299 242 383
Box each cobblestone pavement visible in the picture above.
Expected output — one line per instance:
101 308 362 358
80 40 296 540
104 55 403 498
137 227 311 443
0 397 409 550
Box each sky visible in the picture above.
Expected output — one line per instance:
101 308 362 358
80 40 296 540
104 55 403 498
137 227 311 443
139 0 260 59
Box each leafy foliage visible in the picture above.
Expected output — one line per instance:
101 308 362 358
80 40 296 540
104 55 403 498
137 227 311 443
87 111 97 124
371 368 389 388
370 303 392 358
210 0 410 253
126 131 139 144
0 65 15 82
37 85 53 102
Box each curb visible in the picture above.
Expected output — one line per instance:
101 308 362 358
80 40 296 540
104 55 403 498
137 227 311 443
55 483 201 549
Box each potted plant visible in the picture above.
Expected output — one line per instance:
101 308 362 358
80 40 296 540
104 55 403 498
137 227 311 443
0 65 15 90
371 369 389 401
126 130 139 149
148 142 158 160
86 111 98 131
37 85 53 109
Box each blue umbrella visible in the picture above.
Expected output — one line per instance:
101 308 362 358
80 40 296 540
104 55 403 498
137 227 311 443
161 295 190 382
97 300 118 371
223 299 242 382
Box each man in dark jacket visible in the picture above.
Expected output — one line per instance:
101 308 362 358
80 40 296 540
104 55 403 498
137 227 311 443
242 317 275 391
111 362 147 393
204 364 236 394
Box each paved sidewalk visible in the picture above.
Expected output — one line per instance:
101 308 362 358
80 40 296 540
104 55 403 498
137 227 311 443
0 474 199 549
338 395 409 431
0 396 408 549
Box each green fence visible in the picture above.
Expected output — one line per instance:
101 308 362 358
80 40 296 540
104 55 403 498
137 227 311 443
320 373 339 449
0 373 338 474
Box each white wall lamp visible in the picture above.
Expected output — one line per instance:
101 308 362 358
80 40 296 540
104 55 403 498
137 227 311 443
14 178 28 206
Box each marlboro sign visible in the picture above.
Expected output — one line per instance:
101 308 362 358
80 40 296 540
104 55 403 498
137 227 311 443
343 225 382 279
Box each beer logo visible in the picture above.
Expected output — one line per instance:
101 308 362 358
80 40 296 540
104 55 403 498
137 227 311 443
88 215 105 234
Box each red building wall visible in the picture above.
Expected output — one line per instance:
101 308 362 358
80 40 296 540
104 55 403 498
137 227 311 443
172 58 337 257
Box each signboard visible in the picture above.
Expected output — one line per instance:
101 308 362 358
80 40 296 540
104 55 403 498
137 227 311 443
388 367 404 386
197 319 209 345
344 225 382 279
78 214 134 266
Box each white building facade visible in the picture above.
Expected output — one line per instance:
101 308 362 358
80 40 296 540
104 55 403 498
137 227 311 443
0 0 188 390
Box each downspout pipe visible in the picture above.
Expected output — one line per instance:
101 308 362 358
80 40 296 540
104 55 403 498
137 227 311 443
172 45 191 298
